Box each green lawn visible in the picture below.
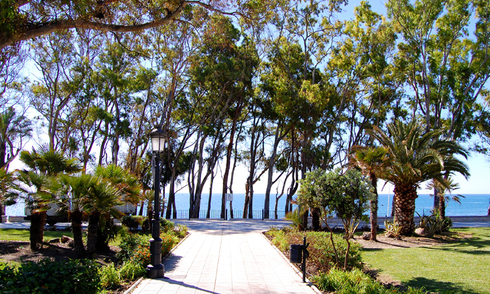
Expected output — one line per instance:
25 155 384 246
362 227 490 294
0 228 73 242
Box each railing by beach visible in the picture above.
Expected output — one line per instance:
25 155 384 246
165 210 288 220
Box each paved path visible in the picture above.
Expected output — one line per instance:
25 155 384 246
131 220 318 294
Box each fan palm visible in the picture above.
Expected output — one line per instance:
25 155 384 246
53 173 97 257
82 176 123 256
17 149 81 249
369 121 469 235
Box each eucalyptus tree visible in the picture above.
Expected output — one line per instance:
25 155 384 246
0 167 19 223
370 120 470 235
387 0 490 211
93 39 140 166
261 0 348 216
328 1 400 160
0 0 279 50
29 31 81 152
188 14 258 219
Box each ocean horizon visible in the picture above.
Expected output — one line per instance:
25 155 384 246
6 193 490 218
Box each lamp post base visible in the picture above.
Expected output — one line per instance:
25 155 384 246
147 237 164 278
147 264 164 278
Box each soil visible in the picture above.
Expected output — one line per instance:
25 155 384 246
0 240 132 294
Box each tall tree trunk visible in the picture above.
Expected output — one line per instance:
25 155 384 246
312 208 320 231
71 210 85 257
438 194 446 220
393 184 418 235
207 174 214 219
30 210 47 250
369 172 378 241
86 210 100 256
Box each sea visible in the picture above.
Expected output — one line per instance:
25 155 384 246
6 193 490 218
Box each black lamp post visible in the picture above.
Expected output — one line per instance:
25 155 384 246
147 127 165 278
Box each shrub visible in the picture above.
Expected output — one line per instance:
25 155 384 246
312 267 386 294
116 229 150 262
173 223 188 239
285 210 304 230
161 232 179 256
99 263 121 290
306 231 362 271
417 213 452 235
266 227 291 252
0 259 100 294
121 215 141 230
129 244 151 267
312 268 427 294
119 261 146 281
160 219 175 233
384 220 402 239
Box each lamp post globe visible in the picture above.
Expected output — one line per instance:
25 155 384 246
147 127 165 278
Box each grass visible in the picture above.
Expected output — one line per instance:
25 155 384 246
0 228 73 242
362 227 490 294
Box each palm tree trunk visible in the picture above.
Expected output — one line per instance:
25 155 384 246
30 210 47 250
393 184 418 235
86 210 100 256
71 210 85 257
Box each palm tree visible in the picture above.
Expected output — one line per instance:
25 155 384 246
93 164 141 251
369 121 469 235
349 146 390 241
426 176 463 220
82 176 122 256
0 167 19 223
53 173 98 257
17 149 81 250
0 107 31 220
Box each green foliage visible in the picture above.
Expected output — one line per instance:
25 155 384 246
298 168 374 237
160 218 175 233
99 263 121 290
116 228 149 262
173 224 188 239
119 261 146 281
306 231 363 271
312 267 426 294
121 215 143 230
266 227 290 252
266 228 362 271
285 210 304 230
161 232 179 256
384 219 402 239
417 213 452 236
0 259 101 294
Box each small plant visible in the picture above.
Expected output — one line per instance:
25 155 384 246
99 263 121 290
384 219 402 239
285 209 304 230
417 212 452 236
119 261 146 280
173 223 188 238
